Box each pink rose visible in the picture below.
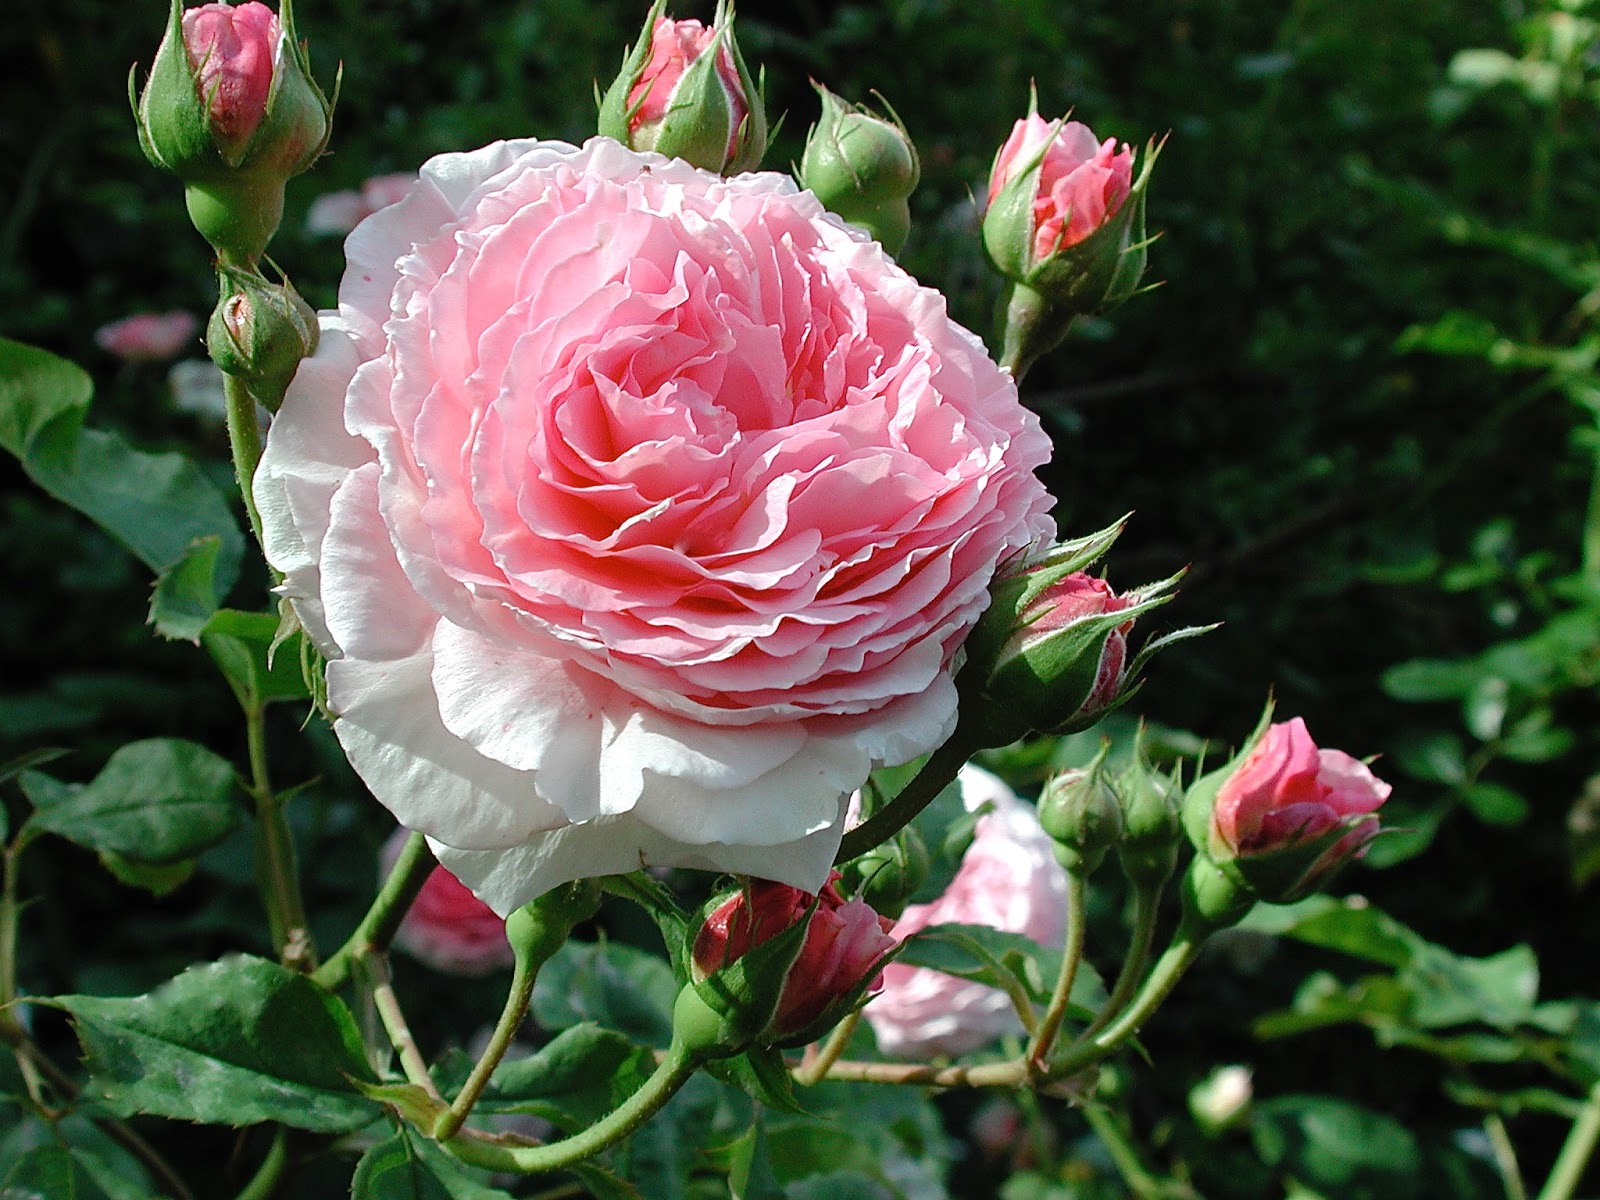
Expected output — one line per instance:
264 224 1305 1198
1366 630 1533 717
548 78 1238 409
988 115 1134 266
380 829 513 976
306 173 420 237
692 871 898 1038
1013 570 1134 713
94 311 200 362
1212 718 1390 878
182 1 281 153
254 138 1054 912
865 766 1069 1058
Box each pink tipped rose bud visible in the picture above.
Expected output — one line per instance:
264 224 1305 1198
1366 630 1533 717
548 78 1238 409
1018 571 1135 714
598 3 766 175
94 311 200 362
182 2 280 154
866 767 1069 1058
1212 718 1390 872
988 115 1134 265
692 871 897 1040
381 829 514 976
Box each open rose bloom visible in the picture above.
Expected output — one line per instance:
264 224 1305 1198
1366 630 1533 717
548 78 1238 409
256 138 1053 913
866 766 1069 1058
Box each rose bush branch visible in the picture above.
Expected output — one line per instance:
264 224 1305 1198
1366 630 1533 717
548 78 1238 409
1537 1080 1600 1200
314 830 436 992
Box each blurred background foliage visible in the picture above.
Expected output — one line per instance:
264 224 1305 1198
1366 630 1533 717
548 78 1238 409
3 0 1600 1195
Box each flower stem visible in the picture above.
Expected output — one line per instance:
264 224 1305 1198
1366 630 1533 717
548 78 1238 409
361 950 443 1101
1581 416 1600 587
1536 1081 1600 1200
245 703 313 970
232 1129 290 1200
441 1041 701 1174
836 736 972 864
314 832 435 992
794 1010 862 1087
1082 1101 1183 1200
432 941 541 1140
1484 1113 1527 1200
1075 880 1162 1044
998 282 1071 381
222 370 269 556
1026 871 1088 1066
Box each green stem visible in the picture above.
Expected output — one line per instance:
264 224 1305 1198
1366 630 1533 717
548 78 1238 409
1045 919 1206 1078
1536 1081 1600 1200
998 282 1071 381
1081 1102 1172 1200
1026 872 1088 1065
442 1041 700 1174
1484 1113 1527 1200
232 1129 290 1200
836 736 971 864
1075 880 1162 1044
222 371 270 556
362 951 442 1100
432 934 543 1140
1581 418 1600 587
795 1010 862 1087
246 704 313 970
314 832 435 992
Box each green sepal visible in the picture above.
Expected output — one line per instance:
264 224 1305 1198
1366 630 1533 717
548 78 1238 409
355 1080 451 1130
676 891 815 1056
799 83 919 253
596 0 671 145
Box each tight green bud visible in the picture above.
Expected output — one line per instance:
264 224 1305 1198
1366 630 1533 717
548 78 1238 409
207 268 318 408
1038 746 1123 876
799 83 920 254
840 825 930 921
1116 733 1183 890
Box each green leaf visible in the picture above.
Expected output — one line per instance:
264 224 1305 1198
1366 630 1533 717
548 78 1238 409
0 338 242 639
1403 942 1538 1030
1459 780 1529 827
96 850 197 897
24 738 240 864
1 1145 76 1200
1251 1096 1421 1200
532 939 679 1048
351 1128 514 1200
897 922 1106 1010
485 1023 655 1132
52 954 382 1133
727 1120 787 1200
704 1045 807 1115
201 608 311 711
1380 658 1483 702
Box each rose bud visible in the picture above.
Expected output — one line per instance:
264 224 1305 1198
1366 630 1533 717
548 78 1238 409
94 310 200 363
1182 715 1391 907
681 871 897 1053
1038 746 1124 876
1190 1065 1254 1136
1116 730 1184 890
982 103 1159 375
206 268 318 408
799 83 920 254
135 0 332 263
955 520 1197 749
380 829 514 977
866 767 1069 1059
597 0 766 176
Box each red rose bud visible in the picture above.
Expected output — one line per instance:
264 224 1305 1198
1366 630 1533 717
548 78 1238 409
1182 715 1391 904
799 83 920 254
688 872 898 1048
134 0 332 263
982 104 1159 375
598 0 766 176
955 520 1195 749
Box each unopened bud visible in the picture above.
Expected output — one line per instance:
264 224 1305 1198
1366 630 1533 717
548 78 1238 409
839 825 930 921
1116 732 1183 890
207 269 318 407
1038 747 1123 876
799 83 919 254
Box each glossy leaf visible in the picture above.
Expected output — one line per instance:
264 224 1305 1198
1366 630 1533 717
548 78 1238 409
532 939 678 1049
351 1129 513 1200
897 922 1106 1009
53 954 382 1132
485 1023 655 1132
23 738 240 865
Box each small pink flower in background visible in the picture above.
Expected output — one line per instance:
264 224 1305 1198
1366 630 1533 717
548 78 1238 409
693 871 898 1039
182 1 281 153
381 829 513 976
1211 718 1390 879
628 18 747 155
988 115 1134 265
865 766 1069 1058
95 311 200 363
305 173 418 236
254 138 1053 912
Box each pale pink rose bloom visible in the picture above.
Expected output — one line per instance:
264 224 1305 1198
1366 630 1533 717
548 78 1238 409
94 311 200 362
182 1 281 152
989 115 1134 264
254 138 1053 913
306 173 419 237
380 828 513 976
1213 718 1391 874
865 765 1069 1058
627 17 747 157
